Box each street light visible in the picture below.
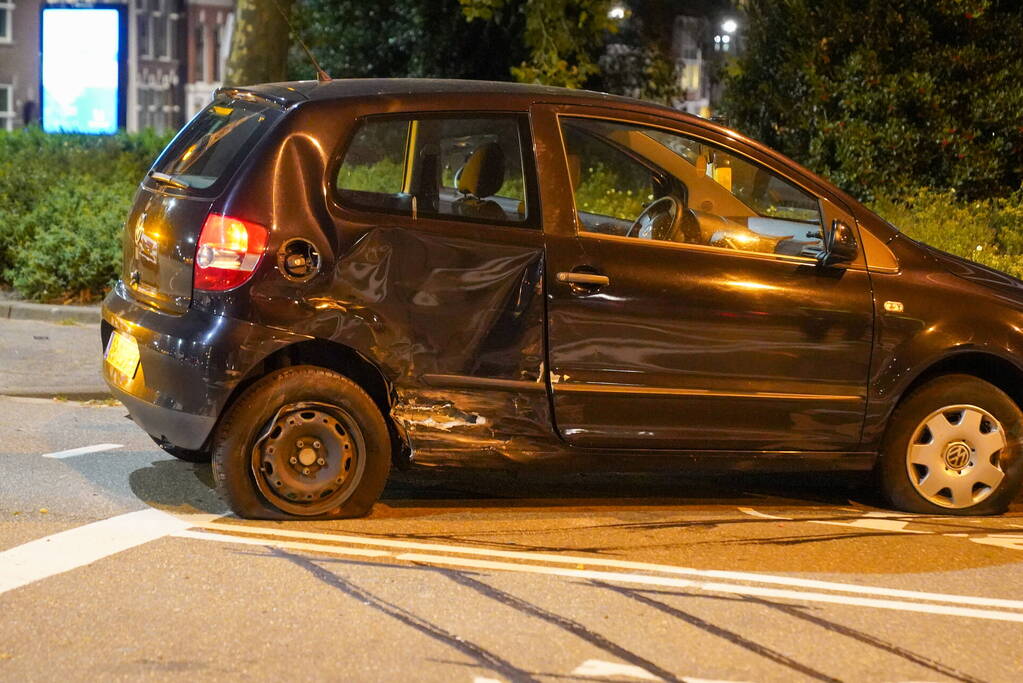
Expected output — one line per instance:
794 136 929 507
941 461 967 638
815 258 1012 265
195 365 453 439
608 4 626 20
721 18 738 34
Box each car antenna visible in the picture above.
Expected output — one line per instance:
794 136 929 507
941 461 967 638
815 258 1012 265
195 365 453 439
271 0 331 82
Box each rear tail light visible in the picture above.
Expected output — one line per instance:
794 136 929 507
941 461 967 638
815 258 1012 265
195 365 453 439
193 213 269 291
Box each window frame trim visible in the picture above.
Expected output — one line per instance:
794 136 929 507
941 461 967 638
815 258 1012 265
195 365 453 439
554 111 837 266
329 110 543 231
0 1 13 44
0 83 14 131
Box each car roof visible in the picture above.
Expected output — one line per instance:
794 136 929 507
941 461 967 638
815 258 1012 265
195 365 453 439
233 77 674 112
223 78 868 215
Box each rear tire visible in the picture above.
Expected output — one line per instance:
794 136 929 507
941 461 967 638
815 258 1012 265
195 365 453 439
879 374 1023 515
211 365 391 520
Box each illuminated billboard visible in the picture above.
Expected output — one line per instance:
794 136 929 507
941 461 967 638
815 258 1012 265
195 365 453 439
41 6 126 134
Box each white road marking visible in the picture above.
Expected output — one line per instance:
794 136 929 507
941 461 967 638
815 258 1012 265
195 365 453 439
41 443 123 459
813 511 929 534
399 553 1023 623
571 659 659 680
472 678 504 683
967 534 1023 551
187 522 1023 611
173 529 391 558
0 508 189 596
178 526 1023 622
740 506 1023 551
737 507 791 520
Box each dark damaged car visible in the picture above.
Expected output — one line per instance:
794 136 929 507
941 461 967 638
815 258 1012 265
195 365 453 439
102 79 1023 519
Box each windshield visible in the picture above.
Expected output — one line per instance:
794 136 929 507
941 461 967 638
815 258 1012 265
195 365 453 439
151 97 277 193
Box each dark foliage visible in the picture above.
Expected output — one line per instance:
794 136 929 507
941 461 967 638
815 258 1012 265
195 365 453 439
722 0 1023 200
289 0 526 81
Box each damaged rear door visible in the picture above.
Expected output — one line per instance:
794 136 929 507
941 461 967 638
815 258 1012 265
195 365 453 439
330 112 556 462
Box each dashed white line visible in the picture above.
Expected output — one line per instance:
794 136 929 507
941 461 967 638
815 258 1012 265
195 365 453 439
0 508 189 596
41 443 123 459
572 659 660 680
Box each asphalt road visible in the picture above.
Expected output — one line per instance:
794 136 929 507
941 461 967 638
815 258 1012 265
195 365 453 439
2 395 1023 682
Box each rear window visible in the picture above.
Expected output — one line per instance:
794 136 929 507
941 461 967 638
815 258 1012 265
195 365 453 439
335 114 538 228
151 97 278 194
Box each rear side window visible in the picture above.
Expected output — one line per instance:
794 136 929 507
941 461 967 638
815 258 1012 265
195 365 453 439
336 119 409 210
336 114 538 227
151 97 277 194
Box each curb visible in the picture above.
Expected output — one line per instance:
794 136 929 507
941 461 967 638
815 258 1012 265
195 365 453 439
1 389 114 401
0 300 101 324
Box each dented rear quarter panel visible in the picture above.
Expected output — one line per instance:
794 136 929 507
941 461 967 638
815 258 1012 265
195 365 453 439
192 95 561 463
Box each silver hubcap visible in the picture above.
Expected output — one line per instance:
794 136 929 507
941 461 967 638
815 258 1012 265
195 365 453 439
907 404 1006 509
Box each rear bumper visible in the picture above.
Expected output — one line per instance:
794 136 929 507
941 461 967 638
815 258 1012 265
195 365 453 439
101 281 308 450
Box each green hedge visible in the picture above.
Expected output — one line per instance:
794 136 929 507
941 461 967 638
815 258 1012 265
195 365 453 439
1 129 1022 301
0 127 170 301
869 189 1023 280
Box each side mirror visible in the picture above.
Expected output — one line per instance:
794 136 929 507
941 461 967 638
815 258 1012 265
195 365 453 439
817 219 858 267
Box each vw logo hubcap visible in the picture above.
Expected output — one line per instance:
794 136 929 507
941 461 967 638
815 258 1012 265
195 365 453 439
943 441 972 470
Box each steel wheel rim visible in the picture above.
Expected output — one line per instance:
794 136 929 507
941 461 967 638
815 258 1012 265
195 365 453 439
250 401 366 516
906 404 1006 509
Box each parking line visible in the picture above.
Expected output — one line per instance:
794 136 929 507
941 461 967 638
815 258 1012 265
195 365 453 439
173 529 391 558
41 443 123 459
170 527 1023 624
398 553 1023 624
0 508 189 596
190 522 1023 611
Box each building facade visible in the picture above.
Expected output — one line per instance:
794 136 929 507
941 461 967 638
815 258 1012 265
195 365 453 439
0 0 232 133
183 0 232 121
0 0 41 130
671 13 743 118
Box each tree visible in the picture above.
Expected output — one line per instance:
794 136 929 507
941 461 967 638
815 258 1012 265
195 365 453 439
289 0 525 81
722 0 1023 200
460 0 616 88
596 0 684 104
225 0 295 86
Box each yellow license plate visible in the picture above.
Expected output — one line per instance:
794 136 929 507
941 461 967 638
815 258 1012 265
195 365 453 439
105 330 140 379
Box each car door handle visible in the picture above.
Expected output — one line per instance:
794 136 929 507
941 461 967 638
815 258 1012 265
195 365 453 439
556 271 610 287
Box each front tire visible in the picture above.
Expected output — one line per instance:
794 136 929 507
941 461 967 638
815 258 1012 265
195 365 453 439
211 366 391 520
879 374 1023 515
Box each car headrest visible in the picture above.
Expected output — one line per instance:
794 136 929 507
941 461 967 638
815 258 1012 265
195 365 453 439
456 142 506 198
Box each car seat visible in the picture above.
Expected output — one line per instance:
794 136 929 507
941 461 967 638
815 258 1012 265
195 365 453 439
452 142 507 221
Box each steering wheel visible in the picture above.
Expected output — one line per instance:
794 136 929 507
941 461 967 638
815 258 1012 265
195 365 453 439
626 196 683 241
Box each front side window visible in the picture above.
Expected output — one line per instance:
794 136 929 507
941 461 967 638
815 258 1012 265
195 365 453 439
336 114 535 227
561 121 667 236
560 117 824 259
